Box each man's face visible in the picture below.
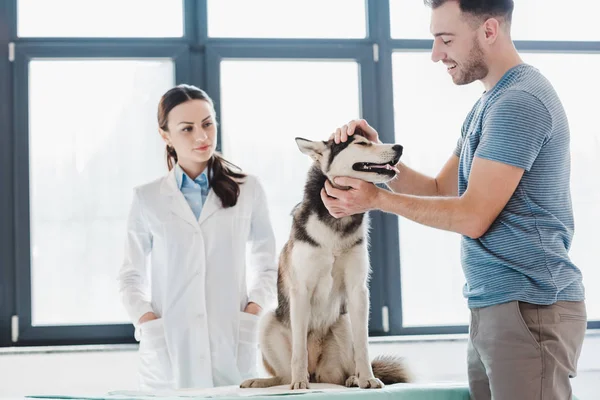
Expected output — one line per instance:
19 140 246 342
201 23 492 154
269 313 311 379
429 1 489 85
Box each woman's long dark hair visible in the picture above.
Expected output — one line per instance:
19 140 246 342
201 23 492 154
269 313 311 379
158 84 246 208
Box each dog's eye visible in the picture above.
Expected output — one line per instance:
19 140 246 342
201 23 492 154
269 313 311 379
355 142 368 146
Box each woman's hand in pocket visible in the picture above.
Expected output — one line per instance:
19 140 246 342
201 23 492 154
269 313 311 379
244 302 262 316
139 312 158 325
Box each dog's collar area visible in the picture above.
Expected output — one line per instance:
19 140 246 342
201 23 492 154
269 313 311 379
327 178 352 191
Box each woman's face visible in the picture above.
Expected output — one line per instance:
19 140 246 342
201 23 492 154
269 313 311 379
161 99 217 169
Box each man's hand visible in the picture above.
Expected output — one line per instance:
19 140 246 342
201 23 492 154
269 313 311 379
321 177 383 218
331 119 381 144
244 302 262 316
138 312 158 325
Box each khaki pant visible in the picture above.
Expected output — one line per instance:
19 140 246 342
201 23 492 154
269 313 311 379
468 300 587 400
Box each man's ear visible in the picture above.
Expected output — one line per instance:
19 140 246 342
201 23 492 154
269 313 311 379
482 17 500 43
295 137 327 162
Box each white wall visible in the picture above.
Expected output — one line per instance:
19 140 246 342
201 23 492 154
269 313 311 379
0 333 598 399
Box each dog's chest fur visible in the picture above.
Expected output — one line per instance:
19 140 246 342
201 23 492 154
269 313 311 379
298 215 367 331
276 165 369 333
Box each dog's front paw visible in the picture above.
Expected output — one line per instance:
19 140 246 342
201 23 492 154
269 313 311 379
359 377 384 389
290 379 310 390
345 375 359 387
240 378 270 388
240 378 255 388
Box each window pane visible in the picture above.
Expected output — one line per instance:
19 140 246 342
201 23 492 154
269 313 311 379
219 60 360 259
390 0 600 41
389 0 432 40
392 51 483 327
519 53 600 321
18 0 183 38
207 0 366 38
29 59 174 326
511 1 600 41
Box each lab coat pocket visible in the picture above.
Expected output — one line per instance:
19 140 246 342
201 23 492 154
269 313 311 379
138 318 174 390
237 311 260 379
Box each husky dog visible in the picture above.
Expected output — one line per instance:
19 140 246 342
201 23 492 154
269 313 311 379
240 130 410 390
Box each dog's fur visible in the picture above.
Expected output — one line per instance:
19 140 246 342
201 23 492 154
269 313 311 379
240 131 410 390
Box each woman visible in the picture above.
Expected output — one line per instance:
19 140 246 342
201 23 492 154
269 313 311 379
118 84 278 390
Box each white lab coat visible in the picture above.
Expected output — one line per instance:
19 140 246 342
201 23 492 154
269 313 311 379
118 168 278 390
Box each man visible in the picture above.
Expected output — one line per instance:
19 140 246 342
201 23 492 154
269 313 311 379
322 1 587 399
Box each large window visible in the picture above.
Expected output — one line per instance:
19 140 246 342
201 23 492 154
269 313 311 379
28 59 173 326
390 50 600 327
219 60 360 251
391 51 483 328
387 2 600 332
1 0 598 347
7 1 190 345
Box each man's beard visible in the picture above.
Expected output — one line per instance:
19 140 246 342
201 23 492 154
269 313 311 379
454 37 488 85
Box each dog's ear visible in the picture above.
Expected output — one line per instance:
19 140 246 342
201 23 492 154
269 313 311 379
295 137 327 162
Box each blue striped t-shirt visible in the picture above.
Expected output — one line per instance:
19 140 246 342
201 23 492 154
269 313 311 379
455 63 585 309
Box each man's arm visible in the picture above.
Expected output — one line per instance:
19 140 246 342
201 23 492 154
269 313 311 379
386 154 459 197
380 90 551 237
376 156 524 238
324 91 550 239
323 155 524 239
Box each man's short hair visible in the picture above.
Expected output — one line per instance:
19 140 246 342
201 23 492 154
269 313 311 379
423 0 514 24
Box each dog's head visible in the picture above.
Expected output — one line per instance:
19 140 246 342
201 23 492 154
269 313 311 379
295 130 403 184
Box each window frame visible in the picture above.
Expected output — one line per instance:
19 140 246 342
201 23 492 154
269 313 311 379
0 0 17 348
0 0 598 348
2 0 196 347
11 43 192 346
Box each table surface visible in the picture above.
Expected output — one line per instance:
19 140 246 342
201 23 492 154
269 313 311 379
24 382 473 400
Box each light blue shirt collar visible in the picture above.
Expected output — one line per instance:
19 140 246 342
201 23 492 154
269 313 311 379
174 163 209 190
